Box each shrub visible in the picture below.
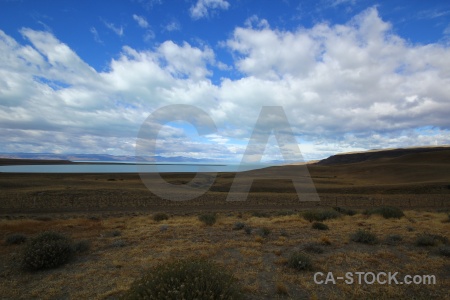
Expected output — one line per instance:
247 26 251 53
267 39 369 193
5 233 27 245
105 230 121 237
312 222 329 231
232 222 245 231
275 210 296 216
302 210 340 222
153 213 169 222
111 240 127 248
257 227 271 237
333 207 356 216
303 243 324 254
22 231 74 271
438 246 450 257
244 227 252 235
122 259 243 299
252 211 270 218
280 230 289 237
368 206 404 219
198 213 217 226
350 230 378 244
73 240 90 253
287 252 312 271
416 234 448 247
385 234 403 245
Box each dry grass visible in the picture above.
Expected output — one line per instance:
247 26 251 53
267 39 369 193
0 210 449 299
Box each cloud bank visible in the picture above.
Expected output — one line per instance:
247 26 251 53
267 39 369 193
1 8 450 161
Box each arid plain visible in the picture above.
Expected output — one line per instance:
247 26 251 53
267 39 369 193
1 147 449 299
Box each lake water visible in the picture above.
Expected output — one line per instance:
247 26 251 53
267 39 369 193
0 163 273 173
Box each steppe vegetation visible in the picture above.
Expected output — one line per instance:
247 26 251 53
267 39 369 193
1 208 449 299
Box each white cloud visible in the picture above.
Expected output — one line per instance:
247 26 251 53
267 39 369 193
133 14 149 28
90 27 102 43
190 0 230 20
103 20 124 36
1 7 450 161
164 21 181 32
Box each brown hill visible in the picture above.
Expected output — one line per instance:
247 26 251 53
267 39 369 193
316 146 450 166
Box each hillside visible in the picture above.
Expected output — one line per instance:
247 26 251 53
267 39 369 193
315 146 450 166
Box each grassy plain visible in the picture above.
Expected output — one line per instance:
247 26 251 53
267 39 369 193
1 149 450 298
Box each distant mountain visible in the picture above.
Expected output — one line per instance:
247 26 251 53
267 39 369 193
315 146 450 166
0 153 219 163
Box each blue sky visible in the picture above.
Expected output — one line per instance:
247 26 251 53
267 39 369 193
1 0 450 162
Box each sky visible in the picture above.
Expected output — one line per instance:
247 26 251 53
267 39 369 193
1 0 450 162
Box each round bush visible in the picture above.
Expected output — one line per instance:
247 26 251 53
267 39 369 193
232 222 246 230
369 206 404 219
122 259 243 300
350 229 378 244
302 210 340 222
5 233 27 245
153 213 169 222
312 222 329 231
22 232 74 271
416 234 448 247
198 213 217 226
287 252 312 271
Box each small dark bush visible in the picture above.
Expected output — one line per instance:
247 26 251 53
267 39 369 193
385 234 403 245
111 240 127 248
280 230 289 237
333 207 356 216
438 246 450 257
274 210 296 216
312 222 329 231
232 222 246 230
303 243 324 254
252 211 270 218
287 252 312 271
122 259 243 299
22 232 74 271
73 240 90 253
416 234 448 247
198 213 217 226
302 210 340 222
34 216 52 221
257 227 271 237
350 230 378 244
153 213 169 222
105 230 121 237
368 206 404 219
5 233 27 245
244 227 252 235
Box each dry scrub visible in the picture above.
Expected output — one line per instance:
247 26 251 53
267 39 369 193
0 209 449 299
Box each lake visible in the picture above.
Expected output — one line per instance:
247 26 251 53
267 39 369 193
0 163 273 173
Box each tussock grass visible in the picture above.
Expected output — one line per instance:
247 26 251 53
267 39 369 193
1 210 449 299
367 206 404 219
122 258 243 299
302 209 340 222
152 213 169 222
311 222 329 231
287 252 312 271
5 233 27 245
350 229 378 244
198 213 217 226
22 231 74 271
